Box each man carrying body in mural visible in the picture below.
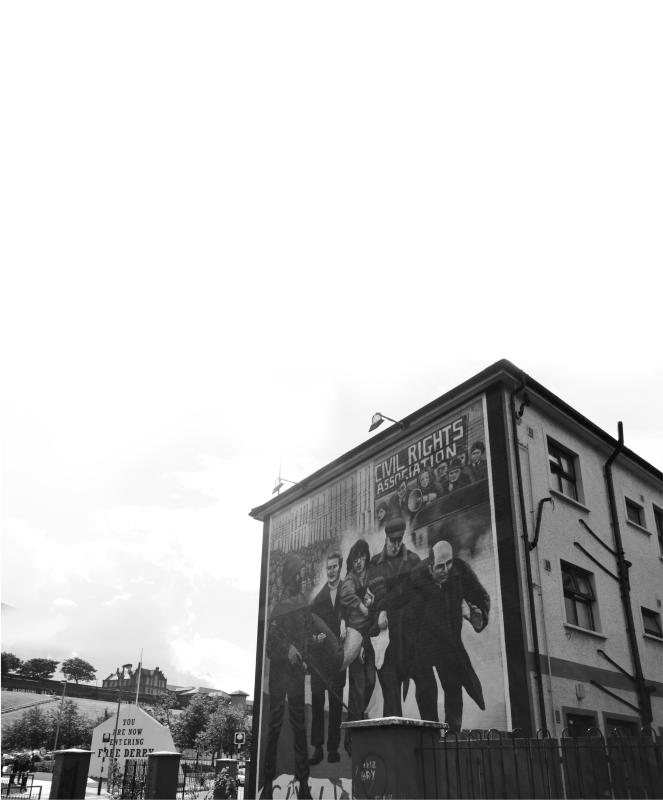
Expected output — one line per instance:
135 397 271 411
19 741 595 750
308 551 346 765
262 553 314 800
407 539 490 732
369 517 421 717
339 538 384 755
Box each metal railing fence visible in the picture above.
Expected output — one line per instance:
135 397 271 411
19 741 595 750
417 727 663 799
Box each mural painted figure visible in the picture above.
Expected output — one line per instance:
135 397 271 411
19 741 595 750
407 539 490 731
256 397 507 798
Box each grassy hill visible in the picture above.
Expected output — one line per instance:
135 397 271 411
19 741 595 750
1 691 181 738
1 691 60 713
0 690 182 730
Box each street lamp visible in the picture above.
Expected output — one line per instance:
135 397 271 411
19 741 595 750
52 680 68 751
368 412 405 433
272 477 298 495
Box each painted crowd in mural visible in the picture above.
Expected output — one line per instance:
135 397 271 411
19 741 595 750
257 398 509 799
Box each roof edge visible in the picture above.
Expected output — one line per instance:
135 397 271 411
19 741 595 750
249 359 662 521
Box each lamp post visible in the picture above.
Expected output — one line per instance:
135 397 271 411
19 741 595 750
52 680 68 751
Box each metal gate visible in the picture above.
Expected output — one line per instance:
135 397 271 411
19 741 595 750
179 758 215 800
120 758 147 800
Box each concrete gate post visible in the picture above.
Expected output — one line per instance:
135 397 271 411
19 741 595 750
145 751 181 800
49 748 92 799
343 717 447 799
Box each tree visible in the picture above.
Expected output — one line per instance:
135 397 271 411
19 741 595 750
201 705 246 755
1 651 22 676
170 694 252 757
61 656 96 684
48 700 96 749
3 700 100 752
144 690 179 726
2 706 51 750
17 658 59 680
171 694 214 750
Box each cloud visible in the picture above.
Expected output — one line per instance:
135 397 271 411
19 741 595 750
170 633 254 693
52 597 77 607
102 592 132 606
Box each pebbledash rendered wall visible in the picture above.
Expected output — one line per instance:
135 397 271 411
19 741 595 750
508 391 663 737
248 360 663 799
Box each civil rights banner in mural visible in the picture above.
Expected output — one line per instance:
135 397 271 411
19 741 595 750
254 395 509 799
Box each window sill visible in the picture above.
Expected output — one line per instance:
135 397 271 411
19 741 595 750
643 633 663 644
550 488 591 514
563 623 607 640
625 519 650 536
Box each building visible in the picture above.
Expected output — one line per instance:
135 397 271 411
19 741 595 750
102 663 167 697
248 359 662 797
166 684 253 712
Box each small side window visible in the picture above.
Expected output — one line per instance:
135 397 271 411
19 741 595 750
642 607 663 639
548 438 580 501
625 498 645 527
653 505 663 557
562 561 596 631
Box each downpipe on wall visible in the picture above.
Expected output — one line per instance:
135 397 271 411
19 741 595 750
603 422 653 728
509 377 547 733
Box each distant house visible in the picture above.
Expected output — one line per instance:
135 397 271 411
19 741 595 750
102 663 167 696
167 683 252 711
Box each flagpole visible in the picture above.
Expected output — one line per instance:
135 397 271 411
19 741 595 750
135 649 143 705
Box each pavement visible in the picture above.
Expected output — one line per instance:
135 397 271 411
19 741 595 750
26 772 245 799
28 772 111 798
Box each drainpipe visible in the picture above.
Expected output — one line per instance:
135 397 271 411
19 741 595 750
509 378 547 732
603 422 652 727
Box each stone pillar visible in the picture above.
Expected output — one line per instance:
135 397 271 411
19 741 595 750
49 749 92 799
214 758 238 799
343 716 447 799
144 751 181 800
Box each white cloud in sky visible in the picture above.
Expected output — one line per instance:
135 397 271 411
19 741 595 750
103 593 133 607
170 634 255 694
52 598 78 608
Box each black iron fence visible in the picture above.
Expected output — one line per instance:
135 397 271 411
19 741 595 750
179 757 215 800
121 758 147 799
417 728 663 799
1 771 42 799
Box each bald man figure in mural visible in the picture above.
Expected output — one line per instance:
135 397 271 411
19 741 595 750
407 540 490 732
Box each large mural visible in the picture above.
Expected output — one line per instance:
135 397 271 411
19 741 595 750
255 395 509 799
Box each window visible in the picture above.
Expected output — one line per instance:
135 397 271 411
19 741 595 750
548 439 579 501
605 717 639 737
625 498 645 527
562 561 596 630
642 607 663 638
565 711 597 737
654 505 663 557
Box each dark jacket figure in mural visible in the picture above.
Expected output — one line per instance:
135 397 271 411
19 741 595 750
263 553 314 800
308 551 346 765
369 517 421 717
469 440 488 482
388 479 412 523
442 457 472 494
408 539 490 732
339 538 379 755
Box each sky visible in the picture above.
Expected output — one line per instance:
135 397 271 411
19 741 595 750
2 2 662 698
